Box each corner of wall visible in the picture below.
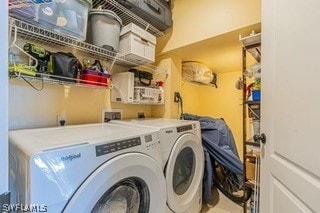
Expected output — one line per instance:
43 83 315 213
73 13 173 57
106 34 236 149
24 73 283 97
151 54 183 119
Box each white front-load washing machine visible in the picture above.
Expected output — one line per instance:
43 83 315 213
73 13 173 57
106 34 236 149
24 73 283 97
9 123 166 213
113 119 204 213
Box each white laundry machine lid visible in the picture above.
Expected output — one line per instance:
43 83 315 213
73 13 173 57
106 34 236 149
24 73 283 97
165 133 204 212
9 123 158 156
114 118 199 128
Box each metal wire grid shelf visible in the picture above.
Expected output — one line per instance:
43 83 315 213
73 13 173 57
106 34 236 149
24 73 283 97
9 0 36 9
10 18 127 66
8 0 169 90
9 72 110 90
9 17 167 73
92 0 164 37
239 32 261 62
9 0 164 37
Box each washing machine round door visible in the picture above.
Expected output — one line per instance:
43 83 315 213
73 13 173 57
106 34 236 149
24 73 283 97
63 153 166 213
165 133 204 213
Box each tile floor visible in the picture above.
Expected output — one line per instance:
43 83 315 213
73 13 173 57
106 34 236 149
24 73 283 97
201 188 243 213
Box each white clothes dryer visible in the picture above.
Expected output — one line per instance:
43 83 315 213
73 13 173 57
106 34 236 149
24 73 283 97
9 123 166 213
113 119 204 213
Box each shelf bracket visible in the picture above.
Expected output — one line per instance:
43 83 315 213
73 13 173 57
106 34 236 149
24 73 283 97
9 24 39 74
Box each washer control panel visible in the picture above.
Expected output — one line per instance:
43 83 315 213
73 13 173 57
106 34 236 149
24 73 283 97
177 124 193 133
146 140 161 150
96 137 141 157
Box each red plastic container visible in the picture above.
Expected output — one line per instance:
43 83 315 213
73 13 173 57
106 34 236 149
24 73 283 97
80 69 110 86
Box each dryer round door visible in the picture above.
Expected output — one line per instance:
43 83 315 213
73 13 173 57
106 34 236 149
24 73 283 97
63 153 166 213
165 133 204 213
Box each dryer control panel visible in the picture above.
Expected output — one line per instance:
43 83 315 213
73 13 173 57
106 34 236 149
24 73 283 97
96 137 141 156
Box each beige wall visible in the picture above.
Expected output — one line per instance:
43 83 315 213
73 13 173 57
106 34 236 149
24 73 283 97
157 0 261 54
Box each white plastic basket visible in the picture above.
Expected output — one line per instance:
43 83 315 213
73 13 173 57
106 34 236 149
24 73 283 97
133 86 164 104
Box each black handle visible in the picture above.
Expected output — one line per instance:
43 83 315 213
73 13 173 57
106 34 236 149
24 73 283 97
145 0 161 14
253 133 267 144
139 76 151 86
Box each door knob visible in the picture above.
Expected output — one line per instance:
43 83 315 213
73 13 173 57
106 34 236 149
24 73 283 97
253 133 267 144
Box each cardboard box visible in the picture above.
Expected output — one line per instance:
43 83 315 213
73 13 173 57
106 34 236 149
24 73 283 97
119 23 156 64
246 161 257 180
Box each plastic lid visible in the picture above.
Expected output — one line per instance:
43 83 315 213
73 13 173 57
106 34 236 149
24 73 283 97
89 9 122 27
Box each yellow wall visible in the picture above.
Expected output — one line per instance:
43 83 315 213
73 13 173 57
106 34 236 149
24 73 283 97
180 72 244 158
154 0 261 158
151 57 174 118
180 82 202 114
9 81 152 130
9 1 260 164
152 54 244 157
8 40 154 130
152 54 182 119
157 0 261 54
201 72 243 158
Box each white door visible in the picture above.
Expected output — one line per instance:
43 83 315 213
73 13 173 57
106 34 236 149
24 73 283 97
260 0 320 212
0 0 9 201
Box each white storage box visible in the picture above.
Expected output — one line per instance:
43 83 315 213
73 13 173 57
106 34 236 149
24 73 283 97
119 23 156 64
111 72 134 104
111 72 164 105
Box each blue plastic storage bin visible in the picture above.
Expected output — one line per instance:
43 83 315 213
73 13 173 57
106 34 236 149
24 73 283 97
252 90 261 101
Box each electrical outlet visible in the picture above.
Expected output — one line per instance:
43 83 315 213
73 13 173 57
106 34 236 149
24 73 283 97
57 115 67 126
137 112 145 119
102 108 123 122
